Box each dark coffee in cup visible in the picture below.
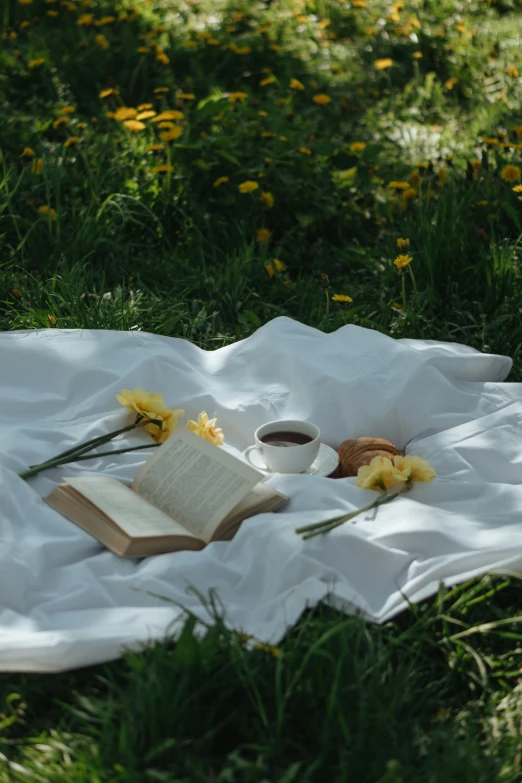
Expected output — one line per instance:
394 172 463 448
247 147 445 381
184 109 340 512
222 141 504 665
260 431 313 447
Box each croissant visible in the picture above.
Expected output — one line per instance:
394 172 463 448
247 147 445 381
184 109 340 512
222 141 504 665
338 437 401 478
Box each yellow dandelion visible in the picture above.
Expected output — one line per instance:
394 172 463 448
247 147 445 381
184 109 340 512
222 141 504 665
273 258 285 273
265 262 275 278
394 254 413 270
137 103 153 111
152 164 174 174
28 58 45 68
331 294 353 303
299 147 312 155
507 65 519 78
144 144 165 152
374 58 394 70
59 105 75 115
113 107 137 121
135 110 156 120
99 87 117 98
157 121 176 129
213 176 229 187
159 127 183 141
402 188 417 201
239 180 259 193
388 181 410 189
76 12 93 24
412 51 423 59
137 46 150 54
260 191 274 207
38 205 57 220
256 228 271 243
444 77 458 89
289 78 305 90
123 119 146 132
20 20 31 28
501 164 521 182
47 10 59 15
95 33 109 48
157 53 169 64
312 93 331 104
228 91 248 103
98 15 115 24
176 93 196 100
63 136 80 147
32 158 43 173
152 111 184 122
21 147 35 157
252 642 281 658
513 184 522 193
260 75 276 86
396 237 410 249
350 142 366 152
154 87 168 94
52 117 70 129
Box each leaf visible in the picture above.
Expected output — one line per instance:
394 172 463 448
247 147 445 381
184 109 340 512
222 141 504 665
216 149 240 165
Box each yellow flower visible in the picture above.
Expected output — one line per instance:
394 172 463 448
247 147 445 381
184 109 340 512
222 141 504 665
157 53 169 64
265 262 275 278
289 78 304 90
154 87 169 94
152 110 184 122
356 457 407 492
501 164 521 182
21 146 35 157
145 144 165 152
374 58 394 70
396 237 410 249
28 58 45 68
176 93 196 100
312 93 331 104
331 294 353 302
252 642 281 657
152 164 174 173
444 77 458 90
228 91 248 103
116 388 184 443
392 455 436 483
513 184 522 193
213 176 229 187
59 105 75 115
137 103 153 111
239 180 259 193
38 205 57 221
185 411 224 446
99 87 117 98
273 258 285 273
412 51 423 59
402 188 417 201
256 228 271 243
77 12 94 24
394 254 413 269
32 158 43 173
299 146 312 155
136 110 156 120
113 107 137 121
388 181 411 189
159 127 183 142
260 191 274 207
123 119 146 132
350 142 366 152
63 136 80 147
507 65 519 78
52 116 70 129
260 75 276 86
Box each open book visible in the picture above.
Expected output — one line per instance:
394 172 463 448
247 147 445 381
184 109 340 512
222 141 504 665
44 429 288 557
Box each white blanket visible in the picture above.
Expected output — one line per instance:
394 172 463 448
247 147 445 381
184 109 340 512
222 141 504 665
1 317 522 672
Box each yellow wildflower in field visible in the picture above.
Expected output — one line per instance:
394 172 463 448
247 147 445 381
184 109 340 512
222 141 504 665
95 33 109 48
273 258 285 273
388 181 410 189
99 88 117 98
265 262 275 278
331 294 353 302
256 228 271 243
299 147 312 155
152 164 174 174
154 87 168 94
32 158 43 173
152 111 184 122
352 0 367 6
350 142 366 152
137 103 153 111
157 121 176 129
98 15 115 24
394 254 413 269
38 205 57 220
21 147 35 157
159 127 183 141
507 65 519 78
396 237 410 249
136 110 156 120
145 144 164 152
413 51 423 59
47 10 59 16
289 78 305 90
113 107 137 121
444 77 458 89
52 117 70 129
176 93 196 100
123 120 146 132
77 12 93 24
252 643 281 658
513 184 522 193
63 136 80 147
402 188 417 202
185 412 224 446
59 105 75 115
260 192 274 207
312 93 331 104
260 75 276 86
213 176 229 187
374 58 393 70
228 91 248 103
501 164 521 182
28 58 45 68
239 181 259 193
157 53 169 64
20 20 30 28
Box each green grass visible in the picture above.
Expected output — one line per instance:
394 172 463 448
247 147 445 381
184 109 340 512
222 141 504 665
3 0 522 779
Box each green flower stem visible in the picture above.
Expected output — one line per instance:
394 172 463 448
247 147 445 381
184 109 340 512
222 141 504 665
401 272 407 309
408 264 418 294
63 442 161 463
296 492 400 540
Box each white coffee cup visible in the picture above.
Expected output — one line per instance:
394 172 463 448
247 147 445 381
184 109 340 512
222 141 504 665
244 419 321 474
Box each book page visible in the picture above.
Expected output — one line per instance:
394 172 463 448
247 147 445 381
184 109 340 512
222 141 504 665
132 429 262 542
61 477 201 540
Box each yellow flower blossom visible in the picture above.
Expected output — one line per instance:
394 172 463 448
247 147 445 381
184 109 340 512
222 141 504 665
52 117 70 129
76 12 93 24
38 205 57 220
260 191 274 207
513 184 522 193
145 144 165 152
152 111 184 122
185 411 224 446
412 51 423 59
388 181 410 189
350 142 366 152
113 107 137 121
394 254 413 269
396 237 410 249
252 642 281 657
260 75 276 86
59 105 75 115
21 147 35 157
444 77 458 90
507 65 519 78
154 87 168 94
331 294 353 302
256 228 271 243
312 93 331 104
239 180 259 193
392 455 436 483
228 91 248 103
265 262 275 278
63 136 80 147
152 164 174 173
116 388 184 443
32 158 43 174
299 147 312 155
137 103 153 111
157 53 169 64
123 119 146 132
374 58 394 70
273 258 285 273
356 456 407 492
402 188 417 201
501 164 521 182
213 176 229 187
159 127 183 141
99 88 117 98
289 78 305 90
176 93 196 100
28 58 45 68
96 33 109 47
136 110 156 120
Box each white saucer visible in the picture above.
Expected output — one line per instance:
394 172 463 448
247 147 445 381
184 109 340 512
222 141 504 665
242 442 339 477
